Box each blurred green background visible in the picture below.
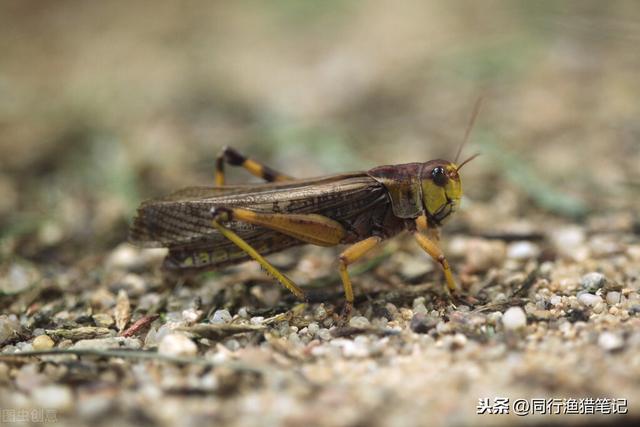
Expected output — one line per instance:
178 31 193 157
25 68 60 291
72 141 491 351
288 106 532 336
1 0 638 263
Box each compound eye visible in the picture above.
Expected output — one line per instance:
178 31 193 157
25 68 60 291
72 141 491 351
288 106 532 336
431 167 448 187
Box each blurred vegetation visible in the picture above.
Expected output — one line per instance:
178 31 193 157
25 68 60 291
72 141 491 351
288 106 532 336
0 0 638 264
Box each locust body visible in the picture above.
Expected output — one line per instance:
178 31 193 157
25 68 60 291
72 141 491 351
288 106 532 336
130 147 471 310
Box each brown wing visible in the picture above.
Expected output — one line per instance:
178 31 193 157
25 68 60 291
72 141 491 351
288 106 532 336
129 173 388 271
131 173 387 271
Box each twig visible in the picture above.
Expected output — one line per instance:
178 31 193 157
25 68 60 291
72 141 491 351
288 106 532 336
121 314 159 337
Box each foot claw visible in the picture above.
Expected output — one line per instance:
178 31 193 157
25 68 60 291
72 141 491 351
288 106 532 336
338 302 353 325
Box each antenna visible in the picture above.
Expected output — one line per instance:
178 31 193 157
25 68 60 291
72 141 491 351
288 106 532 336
454 97 483 164
457 153 480 171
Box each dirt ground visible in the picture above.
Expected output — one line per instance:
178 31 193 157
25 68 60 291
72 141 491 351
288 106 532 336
1 2 639 426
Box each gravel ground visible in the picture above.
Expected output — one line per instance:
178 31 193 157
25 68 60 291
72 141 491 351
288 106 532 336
1 2 639 426
1 212 639 426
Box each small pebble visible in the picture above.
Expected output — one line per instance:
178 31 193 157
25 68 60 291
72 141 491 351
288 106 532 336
117 274 146 296
549 295 562 306
307 322 319 335
436 321 451 334
349 316 370 328
317 328 332 341
502 307 527 330
464 238 506 272
71 337 141 350
32 335 55 350
487 311 502 325
3 263 36 294
606 291 621 305
158 333 198 357
413 304 428 315
15 364 46 391
451 333 467 348
92 313 115 328
17 342 33 352
78 394 114 419
578 293 602 307
507 241 540 260
598 331 624 352
551 226 586 257
225 338 241 351
410 313 438 334
399 256 432 279
0 314 20 345
250 316 265 325
106 244 142 269
181 308 201 323
106 244 166 271
580 272 606 292
592 302 605 314
210 309 232 324
314 305 328 321
31 385 73 411
494 293 508 303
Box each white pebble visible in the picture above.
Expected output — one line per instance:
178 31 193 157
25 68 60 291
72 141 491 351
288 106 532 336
413 303 428 315
487 311 502 325
580 272 606 291
606 292 621 305
181 308 201 323
549 295 562 306
31 385 73 410
7 264 33 293
158 333 197 357
598 332 624 351
502 307 527 330
225 338 241 351
349 316 370 328
578 293 602 307
210 309 232 324
307 322 319 335
507 241 540 260
551 226 585 254
250 316 264 325
106 244 140 269
452 333 467 347
332 338 369 358
317 328 332 341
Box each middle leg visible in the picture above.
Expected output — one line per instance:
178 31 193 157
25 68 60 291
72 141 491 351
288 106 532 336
338 236 383 315
413 231 457 292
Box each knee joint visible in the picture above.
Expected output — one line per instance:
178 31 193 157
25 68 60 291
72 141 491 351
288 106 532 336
222 147 245 165
210 206 232 222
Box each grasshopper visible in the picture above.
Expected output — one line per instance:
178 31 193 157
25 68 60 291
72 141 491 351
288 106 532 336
130 109 479 314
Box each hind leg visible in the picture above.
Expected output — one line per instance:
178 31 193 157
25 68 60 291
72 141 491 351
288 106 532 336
338 236 383 317
210 210 305 300
215 146 294 185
